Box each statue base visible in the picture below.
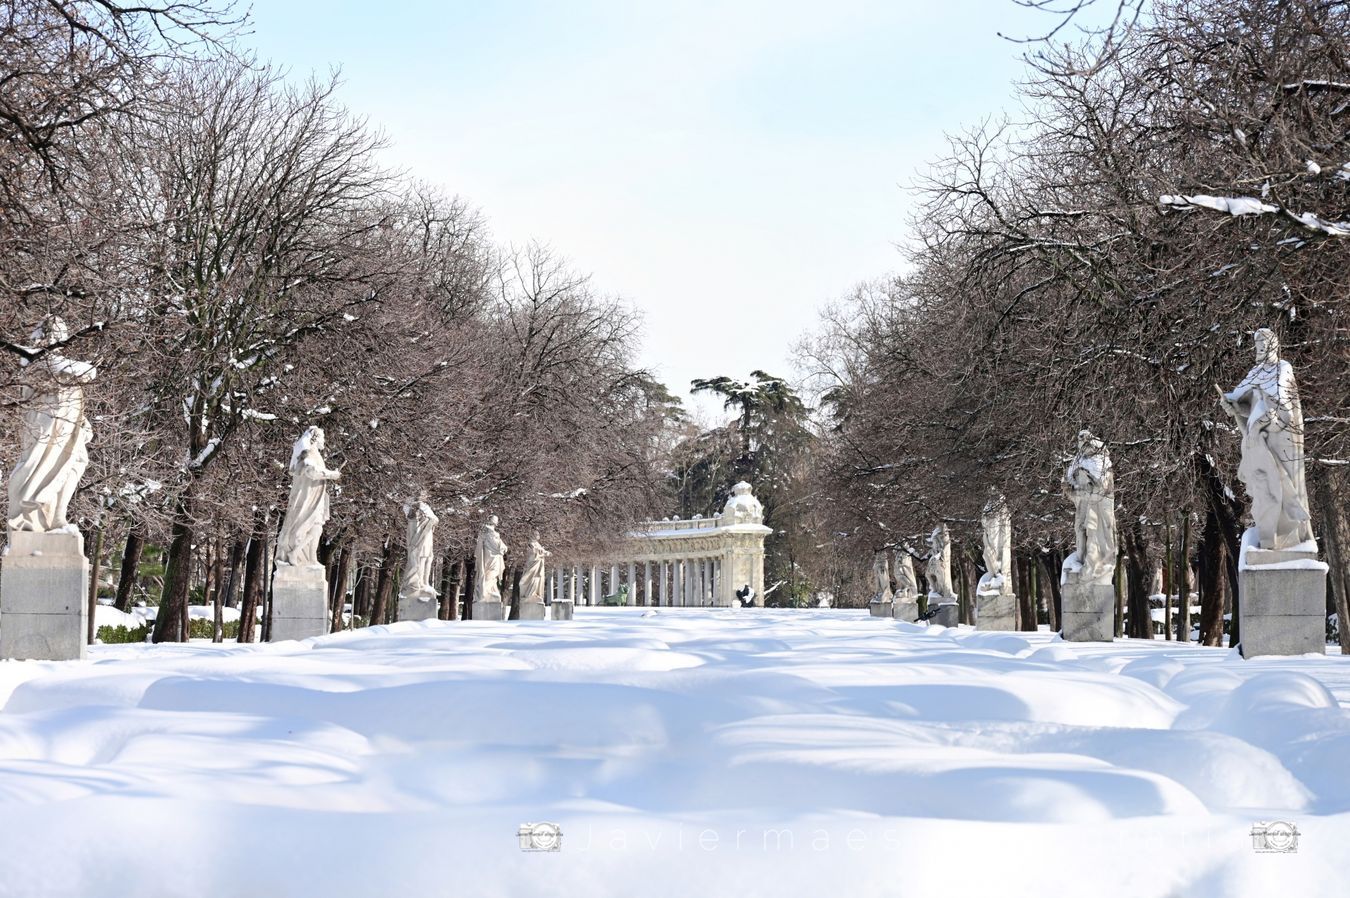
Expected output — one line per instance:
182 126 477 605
471 600 505 621
518 601 547 621
270 563 328 641
931 597 959 628
891 597 920 623
1238 539 1327 657
1061 575 1114 642
1 530 89 661
551 600 574 621
976 591 1017 631
868 595 893 617
396 592 439 623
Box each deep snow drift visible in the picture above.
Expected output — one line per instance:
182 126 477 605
0 609 1347 897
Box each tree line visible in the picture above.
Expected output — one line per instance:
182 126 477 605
802 0 1350 649
1 1 683 641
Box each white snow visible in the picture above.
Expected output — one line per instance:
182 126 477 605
1238 527 1329 572
1159 194 1277 216
0 609 1347 897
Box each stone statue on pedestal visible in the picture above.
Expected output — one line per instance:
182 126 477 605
474 515 509 603
1218 328 1314 550
1 317 96 660
1219 329 1326 657
276 426 341 568
521 531 550 604
399 498 439 601
978 492 1013 596
7 317 96 534
926 525 955 600
892 550 918 598
1062 430 1116 586
868 549 893 616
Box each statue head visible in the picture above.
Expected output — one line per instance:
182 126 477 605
488 514 499 528
531 529 541 541
290 425 326 472
1254 327 1279 364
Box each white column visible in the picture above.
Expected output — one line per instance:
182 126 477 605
589 565 599 605
659 561 668 606
627 561 637 606
643 562 653 607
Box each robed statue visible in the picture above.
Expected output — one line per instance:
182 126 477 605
892 550 919 599
926 524 956 600
1062 430 1116 586
979 492 1013 595
871 550 892 601
474 515 509 603
7 317 97 533
1218 328 1314 550
276 426 341 567
399 498 440 600
520 530 550 604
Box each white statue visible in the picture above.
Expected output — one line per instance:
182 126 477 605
892 550 919 598
474 515 509 603
399 498 439 600
1218 328 1314 550
926 524 955 599
1062 429 1117 585
7 317 96 533
721 481 765 524
520 530 550 603
978 493 1013 595
871 550 892 601
276 426 341 567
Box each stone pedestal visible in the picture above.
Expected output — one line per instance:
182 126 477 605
932 600 959 628
551 600 574 621
519 602 547 621
471 600 505 621
1 530 90 661
270 563 328 642
1238 545 1327 657
869 599 893 618
976 591 1017 631
1061 574 1114 642
891 597 920 623
397 592 438 623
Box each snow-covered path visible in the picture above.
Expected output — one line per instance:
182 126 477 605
0 609 1346 897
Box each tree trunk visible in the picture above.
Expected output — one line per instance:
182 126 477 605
1113 550 1125 638
238 512 267 644
508 567 522 620
1017 553 1037 631
1038 549 1061 632
370 539 394 627
328 544 351 633
113 525 145 613
86 518 104 644
462 556 476 620
1123 522 1152 639
152 495 196 643
1315 465 1350 654
214 537 243 643
1175 517 1191 642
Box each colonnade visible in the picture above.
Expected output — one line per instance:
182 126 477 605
547 481 772 609
545 557 728 606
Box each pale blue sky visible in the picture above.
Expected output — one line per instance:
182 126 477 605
246 0 1046 418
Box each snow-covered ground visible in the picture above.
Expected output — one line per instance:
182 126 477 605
0 609 1346 897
